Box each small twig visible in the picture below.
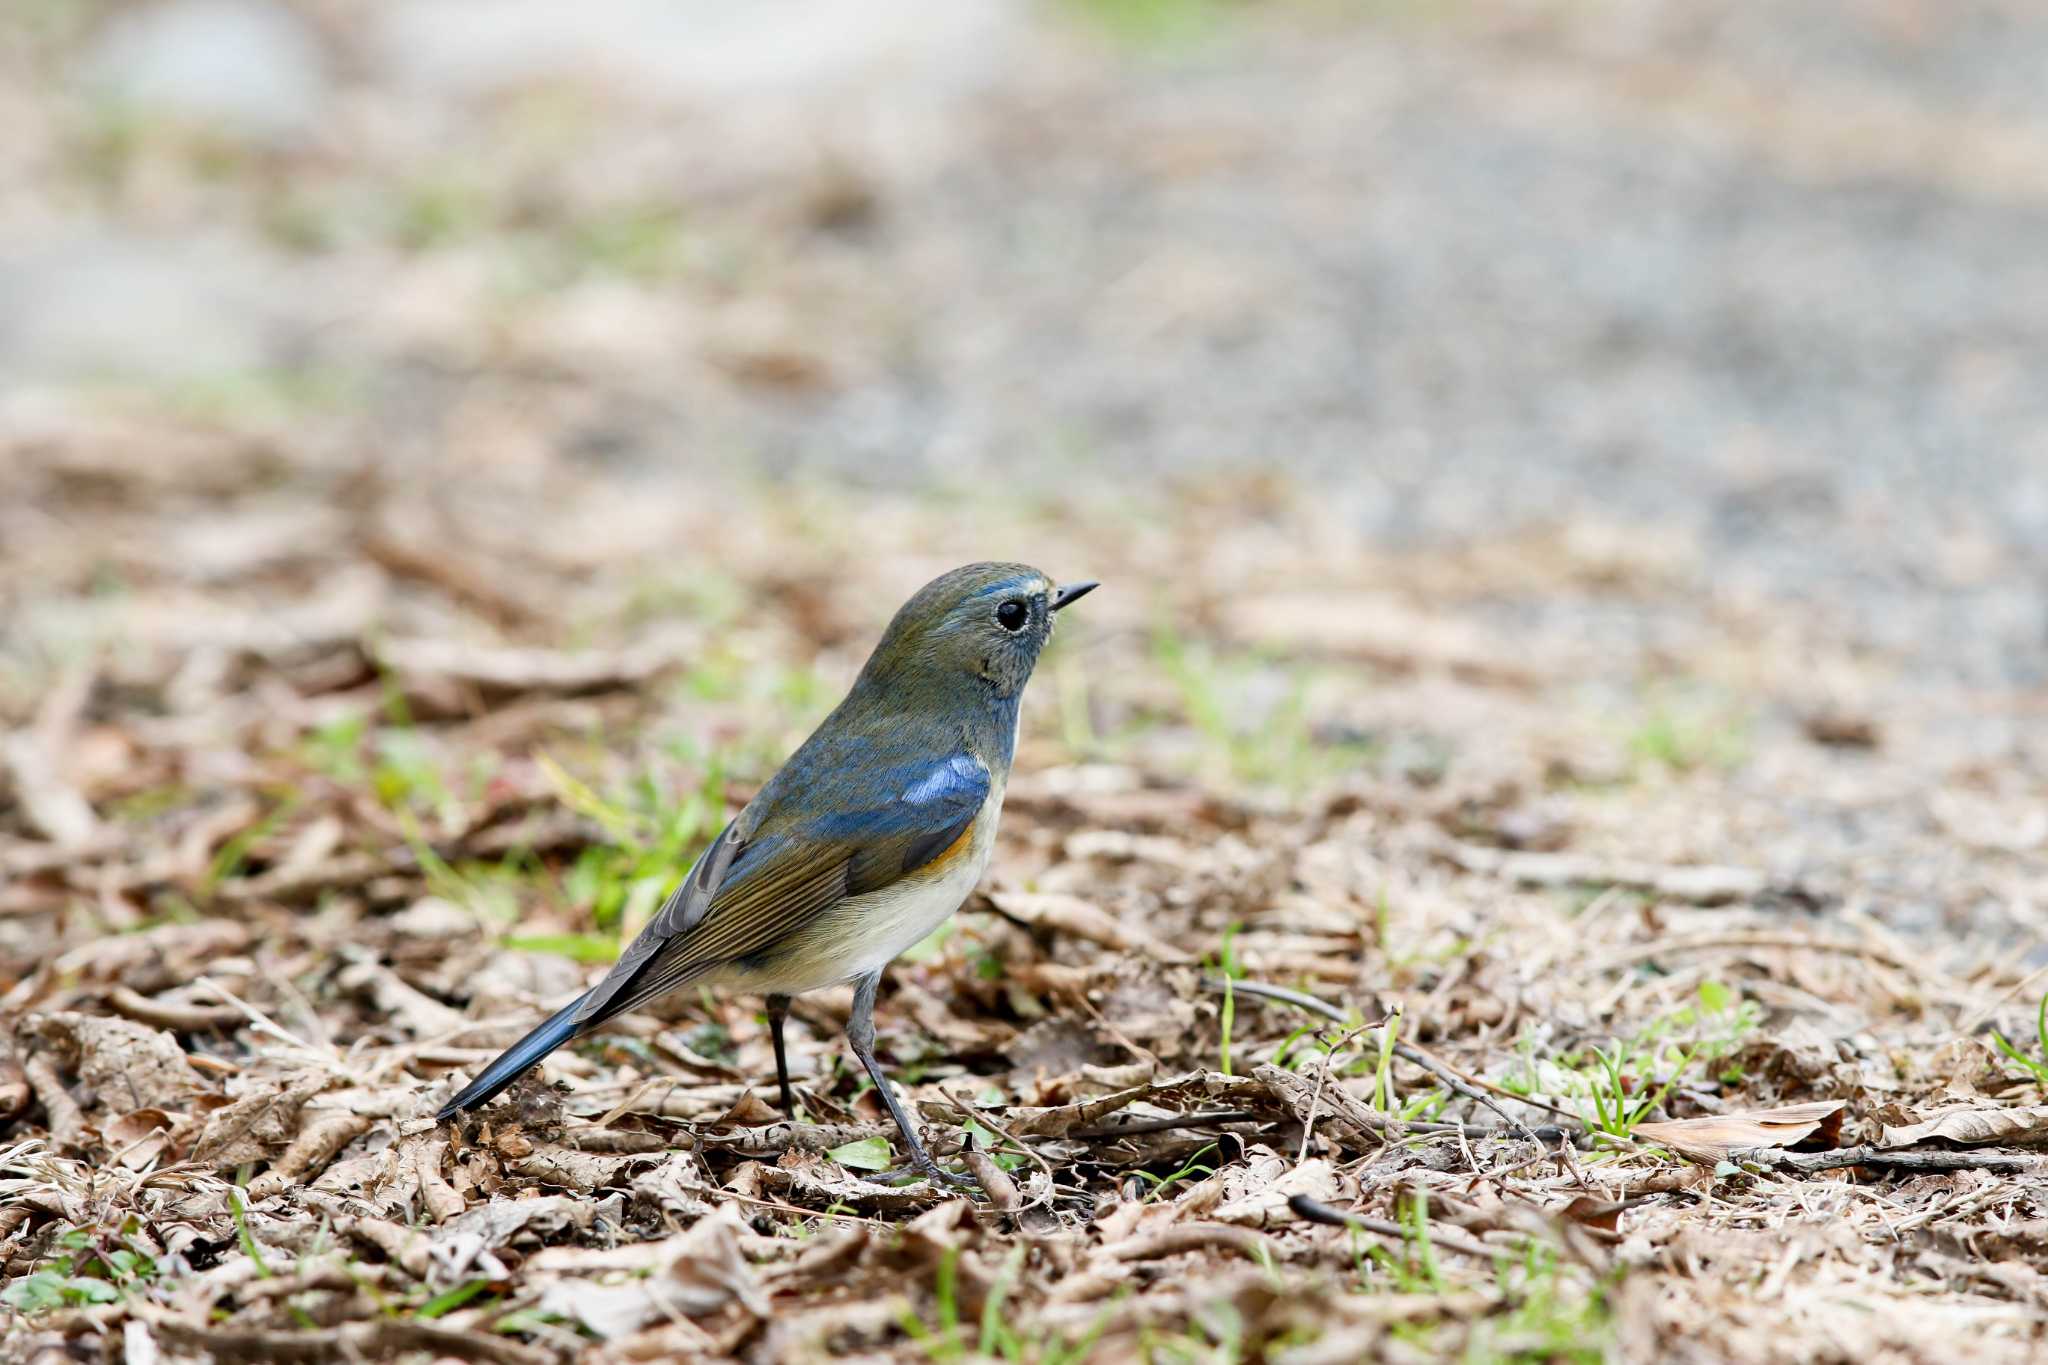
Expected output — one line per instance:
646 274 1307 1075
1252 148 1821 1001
1064 1110 1264 1140
1394 1041 1558 1146
1287 1194 1502 1261
1301 1023 1377 1163
1731 1145 2040 1176
1197 975 1582 1139
1254 1063 1513 1149
1100 1223 1272 1263
193 976 319 1056
1201 975 1347 1024
695 1184 895 1228
107 986 246 1033
1391 1039 1585 1126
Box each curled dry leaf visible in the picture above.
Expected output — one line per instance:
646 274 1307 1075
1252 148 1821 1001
1633 1100 1846 1165
181 1075 331 1170
246 1107 375 1200
1882 1106 2048 1148
414 1139 467 1221
432 1194 594 1281
1211 1155 1343 1227
0 1047 29 1120
104 1107 178 1171
507 1140 665 1192
531 1205 765 1339
31 1012 212 1115
963 1146 1022 1211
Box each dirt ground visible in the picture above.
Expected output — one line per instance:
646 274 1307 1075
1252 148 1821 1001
6 2 2048 1362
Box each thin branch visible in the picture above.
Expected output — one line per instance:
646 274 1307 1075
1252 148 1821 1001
1731 1145 2041 1176
1287 1194 1503 1261
1066 1110 1265 1140
1201 975 1347 1024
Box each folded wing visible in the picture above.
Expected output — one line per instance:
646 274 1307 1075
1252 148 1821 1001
572 746 990 1029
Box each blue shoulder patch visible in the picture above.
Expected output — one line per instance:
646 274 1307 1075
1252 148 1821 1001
900 752 987 805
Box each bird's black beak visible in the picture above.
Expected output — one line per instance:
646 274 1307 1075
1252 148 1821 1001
1050 581 1099 612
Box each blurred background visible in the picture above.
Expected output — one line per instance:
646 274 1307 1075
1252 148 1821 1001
5 0 2048 949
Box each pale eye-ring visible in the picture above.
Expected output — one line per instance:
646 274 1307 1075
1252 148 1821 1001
996 599 1029 632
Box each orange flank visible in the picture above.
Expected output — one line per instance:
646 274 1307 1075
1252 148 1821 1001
920 819 978 875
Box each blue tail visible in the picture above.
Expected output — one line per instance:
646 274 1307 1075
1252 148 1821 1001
437 994 587 1121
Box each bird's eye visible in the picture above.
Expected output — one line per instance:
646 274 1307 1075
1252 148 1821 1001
996 599 1029 633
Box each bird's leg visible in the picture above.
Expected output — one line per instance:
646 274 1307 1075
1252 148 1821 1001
846 972 976 1188
766 993 795 1116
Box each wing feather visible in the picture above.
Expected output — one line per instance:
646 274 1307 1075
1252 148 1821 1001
573 747 990 1031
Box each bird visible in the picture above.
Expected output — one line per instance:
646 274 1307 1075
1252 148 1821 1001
437 562 1098 1185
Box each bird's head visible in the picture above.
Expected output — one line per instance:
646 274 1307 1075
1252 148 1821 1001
862 561 1098 698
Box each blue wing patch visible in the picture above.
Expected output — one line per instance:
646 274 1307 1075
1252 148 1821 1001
899 753 988 807
831 750 990 894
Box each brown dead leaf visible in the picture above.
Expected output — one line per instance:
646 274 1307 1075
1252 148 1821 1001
531 1205 766 1339
31 1012 212 1115
1211 1154 1343 1227
181 1075 330 1169
0 1047 28 1120
712 1091 782 1127
246 1106 375 1199
507 1141 664 1192
1634 1100 1845 1165
919 1082 1163 1139
1882 1106 2048 1148
409 1141 466 1222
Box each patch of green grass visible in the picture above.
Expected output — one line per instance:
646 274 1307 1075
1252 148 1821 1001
1370 1007 1402 1113
1063 0 1227 47
156 367 360 425
1206 923 1245 1075
393 175 493 250
371 729 457 821
1349 1200 1617 1362
1991 991 2048 1089
1150 627 1379 792
1141 1298 1246 1363
1131 1143 1220 1203
1471 1246 1616 1364
1626 693 1751 775
567 205 691 283
0 1221 161 1314
1579 1041 1693 1141
903 1246 1116 1363
1502 980 1760 1145
500 932 621 964
203 795 298 892
531 749 729 941
233 1190 271 1278
416 1277 495 1320
303 710 369 783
